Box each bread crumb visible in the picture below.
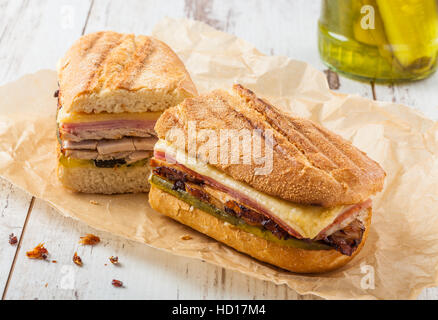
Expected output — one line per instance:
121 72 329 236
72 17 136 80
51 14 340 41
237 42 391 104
109 256 119 265
89 200 100 205
112 279 123 288
79 234 100 245
26 243 48 260
181 235 193 241
73 252 83 266
9 233 18 245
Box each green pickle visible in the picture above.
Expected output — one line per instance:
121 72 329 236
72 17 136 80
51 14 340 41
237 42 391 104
318 0 438 82
149 175 332 251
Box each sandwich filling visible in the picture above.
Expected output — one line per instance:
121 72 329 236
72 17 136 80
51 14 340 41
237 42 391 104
150 140 371 256
57 97 160 167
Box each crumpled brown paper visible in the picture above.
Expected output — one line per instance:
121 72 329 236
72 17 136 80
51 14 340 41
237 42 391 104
1 18 438 300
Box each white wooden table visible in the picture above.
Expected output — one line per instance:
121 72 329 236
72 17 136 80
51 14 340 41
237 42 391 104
1 0 437 300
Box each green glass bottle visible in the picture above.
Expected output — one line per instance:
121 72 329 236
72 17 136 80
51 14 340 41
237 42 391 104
318 0 438 82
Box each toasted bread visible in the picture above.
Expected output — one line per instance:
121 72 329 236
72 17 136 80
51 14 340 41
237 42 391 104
154 85 385 207
57 31 197 114
149 185 372 273
57 159 151 194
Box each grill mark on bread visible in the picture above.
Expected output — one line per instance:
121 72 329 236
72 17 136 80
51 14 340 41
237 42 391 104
112 36 155 89
57 31 198 113
237 87 340 170
214 92 310 168
233 85 370 192
231 85 385 200
313 124 381 174
234 88 338 170
84 32 125 95
154 85 385 206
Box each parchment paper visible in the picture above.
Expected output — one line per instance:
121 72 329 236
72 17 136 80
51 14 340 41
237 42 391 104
1 18 438 300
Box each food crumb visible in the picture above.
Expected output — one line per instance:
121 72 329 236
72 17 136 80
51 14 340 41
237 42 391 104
9 233 18 245
89 200 100 205
73 252 83 266
26 243 48 260
189 206 194 212
181 235 193 241
112 279 123 288
52 260 57 263
109 256 119 265
45 283 48 288
79 234 100 245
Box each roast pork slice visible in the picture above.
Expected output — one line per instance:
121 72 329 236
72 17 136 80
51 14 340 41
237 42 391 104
64 149 98 160
133 137 158 151
62 140 98 150
97 138 135 154
63 137 158 154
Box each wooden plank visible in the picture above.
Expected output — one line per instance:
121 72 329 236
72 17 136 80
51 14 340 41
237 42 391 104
0 0 31 297
5 199 321 299
0 0 92 85
0 178 33 297
37 0 316 300
3 0 435 299
0 0 91 293
84 0 186 34
0 0 92 299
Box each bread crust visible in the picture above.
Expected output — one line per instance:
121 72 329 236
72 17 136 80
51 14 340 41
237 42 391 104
154 85 385 207
57 31 197 113
149 185 371 273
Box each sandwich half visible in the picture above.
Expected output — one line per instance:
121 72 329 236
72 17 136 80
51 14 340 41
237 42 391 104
148 85 385 273
56 31 197 194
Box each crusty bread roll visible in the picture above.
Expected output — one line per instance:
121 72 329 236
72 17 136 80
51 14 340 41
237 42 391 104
149 185 371 273
155 85 385 207
57 31 197 114
58 160 151 194
56 31 197 194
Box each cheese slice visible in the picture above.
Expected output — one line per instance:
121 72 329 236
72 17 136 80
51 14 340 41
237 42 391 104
155 139 348 239
57 107 162 124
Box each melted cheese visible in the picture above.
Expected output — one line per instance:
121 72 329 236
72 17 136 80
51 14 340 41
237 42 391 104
57 108 162 124
155 139 347 239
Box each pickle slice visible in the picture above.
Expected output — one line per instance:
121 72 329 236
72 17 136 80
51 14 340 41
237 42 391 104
150 175 331 251
376 0 438 73
58 154 149 169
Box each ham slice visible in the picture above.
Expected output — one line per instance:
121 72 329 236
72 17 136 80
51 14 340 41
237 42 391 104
61 119 156 132
153 150 372 240
59 120 157 141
